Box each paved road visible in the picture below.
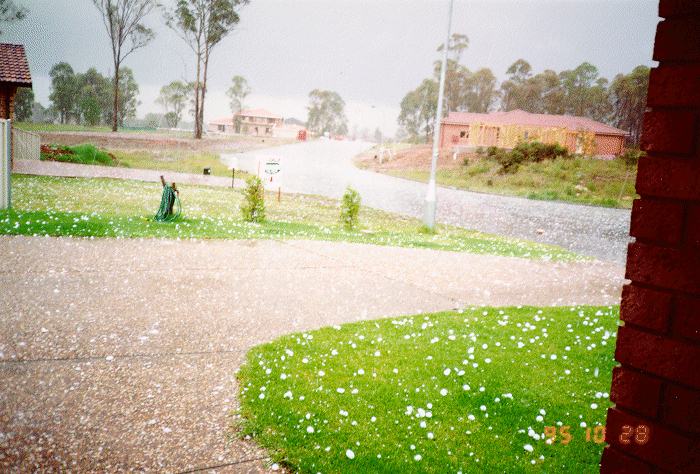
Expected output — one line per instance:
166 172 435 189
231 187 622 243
0 236 624 472
222 140 632 263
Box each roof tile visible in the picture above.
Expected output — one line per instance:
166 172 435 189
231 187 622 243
0 43 32 85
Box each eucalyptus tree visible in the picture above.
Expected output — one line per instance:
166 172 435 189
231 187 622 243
91 0 155 132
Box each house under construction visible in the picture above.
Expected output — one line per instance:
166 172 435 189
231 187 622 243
439 109 628 158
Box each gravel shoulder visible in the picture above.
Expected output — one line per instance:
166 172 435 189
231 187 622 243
0 236 624 472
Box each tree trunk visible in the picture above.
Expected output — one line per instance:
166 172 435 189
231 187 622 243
112 63 119 132
194 48 201 139
197 49 210 140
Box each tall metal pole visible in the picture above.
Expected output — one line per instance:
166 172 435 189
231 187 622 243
423 0 453 230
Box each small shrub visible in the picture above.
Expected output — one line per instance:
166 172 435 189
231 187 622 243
512 141 569 163
620 148 645 168
495 148 525 174
418 224 436 235
240 176 266 222
486 146 499 158
492 141 569 173
40 144 116 166
475 146 485 156
339 186 361 230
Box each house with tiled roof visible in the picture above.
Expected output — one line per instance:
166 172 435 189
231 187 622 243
207 108 284 137
0 43 32 119
440 109 628 157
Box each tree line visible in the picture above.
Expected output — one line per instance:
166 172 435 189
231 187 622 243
13 0 249 138
399 33 650 145
30 62 139 127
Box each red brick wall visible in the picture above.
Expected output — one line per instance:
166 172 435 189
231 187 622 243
595 134 625 156
600 1 700 472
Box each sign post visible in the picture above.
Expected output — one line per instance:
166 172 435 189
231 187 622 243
0 120 10 210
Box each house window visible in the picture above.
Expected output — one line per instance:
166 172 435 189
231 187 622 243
217 124 225 132
460 130 468 138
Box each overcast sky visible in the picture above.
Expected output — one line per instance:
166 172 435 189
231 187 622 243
6 0 658 134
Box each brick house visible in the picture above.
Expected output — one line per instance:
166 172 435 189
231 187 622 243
0 43 32 119
439 109 627 157
207 108 283 136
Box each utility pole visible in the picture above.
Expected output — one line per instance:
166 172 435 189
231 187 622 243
423 0 453 230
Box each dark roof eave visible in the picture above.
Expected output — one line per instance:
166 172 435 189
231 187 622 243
1 80 32 87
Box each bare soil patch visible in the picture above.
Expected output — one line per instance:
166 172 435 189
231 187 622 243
355 143 463 171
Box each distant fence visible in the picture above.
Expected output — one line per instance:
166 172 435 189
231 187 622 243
1 120 10 209
12 127 41 162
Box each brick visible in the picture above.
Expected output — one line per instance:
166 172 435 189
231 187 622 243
653 18 700 63
615 325 700 389
687 204 700 246
641 110 697 154
620 284 673 332
662 382 700 433
636 156 700 200
672 294 700 341
660 0 700 18
648 66 700 108
610 366 663 417
605 408 700 471
600 446 653 474
626 242 700 294
630 199 685 245
636 155 700 199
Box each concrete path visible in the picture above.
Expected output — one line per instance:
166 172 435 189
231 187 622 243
223 140 632 263
0 236 625 472
13 159 246 189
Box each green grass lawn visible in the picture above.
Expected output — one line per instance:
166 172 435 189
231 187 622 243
0 175 580 260
380 155 637 209
237 305 618 473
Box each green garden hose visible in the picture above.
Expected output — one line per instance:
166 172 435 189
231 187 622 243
154 184 181 222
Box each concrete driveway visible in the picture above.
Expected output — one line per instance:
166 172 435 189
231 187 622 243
222 140 632 263
0 236 624 472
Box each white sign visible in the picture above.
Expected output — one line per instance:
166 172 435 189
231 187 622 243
262 157 283 188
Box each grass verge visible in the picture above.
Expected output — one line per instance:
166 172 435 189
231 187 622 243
112 149 244 178
0 175 580 261
363 150 637 208
237 305 618 473
39 142 248 179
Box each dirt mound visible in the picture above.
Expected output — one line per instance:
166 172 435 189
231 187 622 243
357 144 464 171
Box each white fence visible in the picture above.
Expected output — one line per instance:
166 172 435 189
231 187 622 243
1 120 10 209
12 126 41 161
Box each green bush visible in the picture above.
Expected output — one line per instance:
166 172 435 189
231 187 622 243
40 144 116 166
475 146 485 156
240 176 266 222
620 148 645 168
496 148 525 173
339 186 361 230
512 141 569 162
491 141 570 173
486 145 499 158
